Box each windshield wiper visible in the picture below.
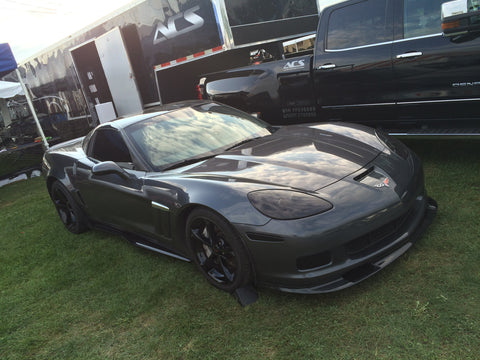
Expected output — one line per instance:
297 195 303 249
225 137 261 151
162 135 268 171
162 155 216 171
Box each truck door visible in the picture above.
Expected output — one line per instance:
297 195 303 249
314 0 396 126
392 0 480 130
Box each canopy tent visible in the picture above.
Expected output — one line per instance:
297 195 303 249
0 43 49 149
0 43 17 78
0 80 24 99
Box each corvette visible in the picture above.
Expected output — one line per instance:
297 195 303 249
43 101 437 301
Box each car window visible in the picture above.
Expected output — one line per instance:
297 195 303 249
89 129 132 164
326 0 390 50
403 0 444 38
125 103 271 170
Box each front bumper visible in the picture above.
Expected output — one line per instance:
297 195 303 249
236 150 438 293
275 197 437 293
239 194 437 294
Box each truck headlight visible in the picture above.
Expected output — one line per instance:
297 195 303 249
248 189 333 220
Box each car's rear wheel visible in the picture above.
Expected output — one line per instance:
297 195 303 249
50 181 88 234
186 208 252 293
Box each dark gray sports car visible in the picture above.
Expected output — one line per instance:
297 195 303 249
43 101 437 301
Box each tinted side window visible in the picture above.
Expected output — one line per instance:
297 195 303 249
225 0 317 26
403 0 444 38
90 129 132 163
327 0 390 50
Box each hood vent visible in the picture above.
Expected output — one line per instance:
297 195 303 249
353 166 375 182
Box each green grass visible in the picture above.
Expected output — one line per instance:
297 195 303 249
1 139 479 359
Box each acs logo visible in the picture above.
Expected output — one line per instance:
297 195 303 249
154 6 204 45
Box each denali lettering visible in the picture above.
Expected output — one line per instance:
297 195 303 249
154 6 204 45
453 82 480 87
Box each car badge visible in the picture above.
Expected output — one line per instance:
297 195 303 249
375 177 390 188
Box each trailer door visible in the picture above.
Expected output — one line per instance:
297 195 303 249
95 27 143 116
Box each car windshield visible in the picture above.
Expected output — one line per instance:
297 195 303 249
125 103 272 171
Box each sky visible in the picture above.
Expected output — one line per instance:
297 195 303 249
0 0 134 62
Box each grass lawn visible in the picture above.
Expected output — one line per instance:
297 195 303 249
1 139 479 359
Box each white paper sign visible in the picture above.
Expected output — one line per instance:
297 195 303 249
442 0 468 18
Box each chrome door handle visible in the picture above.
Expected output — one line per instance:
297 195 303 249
396 52 423 59
318 63 336 70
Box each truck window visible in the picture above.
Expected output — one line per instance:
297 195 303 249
403 0 444 38
326 0 390 50
225 0 317 26
283 34 316 57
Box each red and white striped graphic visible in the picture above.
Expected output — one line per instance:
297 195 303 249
154 45 224 71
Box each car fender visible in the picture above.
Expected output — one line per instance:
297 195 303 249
150 176 272 227
44 153 74 190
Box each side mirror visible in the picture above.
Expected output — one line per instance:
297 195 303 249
92 161 132 179
442 0 480 36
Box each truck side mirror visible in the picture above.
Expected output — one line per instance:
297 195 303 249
442 0 480 36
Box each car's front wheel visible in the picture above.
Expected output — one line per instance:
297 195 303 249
50 181 88 234
186 208 252 293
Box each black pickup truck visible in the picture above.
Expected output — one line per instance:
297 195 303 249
199 0 480 135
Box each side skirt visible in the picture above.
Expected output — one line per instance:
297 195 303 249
133 241 190 262
89 221 191 262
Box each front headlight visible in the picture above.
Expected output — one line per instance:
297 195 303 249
248 189 333 220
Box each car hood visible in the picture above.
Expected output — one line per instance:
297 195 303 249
184 123 385 192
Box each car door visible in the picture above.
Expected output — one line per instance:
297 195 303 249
392 0 480 129
74 128 156 237
314 0 396 126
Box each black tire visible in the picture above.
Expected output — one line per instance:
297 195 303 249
50 181 88 234
186 208 252 293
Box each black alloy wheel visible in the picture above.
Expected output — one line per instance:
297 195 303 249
50 181 88 234
186 208 252 292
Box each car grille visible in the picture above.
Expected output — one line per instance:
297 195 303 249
345 209 415 259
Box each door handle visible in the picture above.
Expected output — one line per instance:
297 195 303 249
396 51 423 59
318 63 336 70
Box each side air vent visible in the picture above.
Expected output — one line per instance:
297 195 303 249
73 190 86 207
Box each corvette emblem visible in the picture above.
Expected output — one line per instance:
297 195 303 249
375 177 390 188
